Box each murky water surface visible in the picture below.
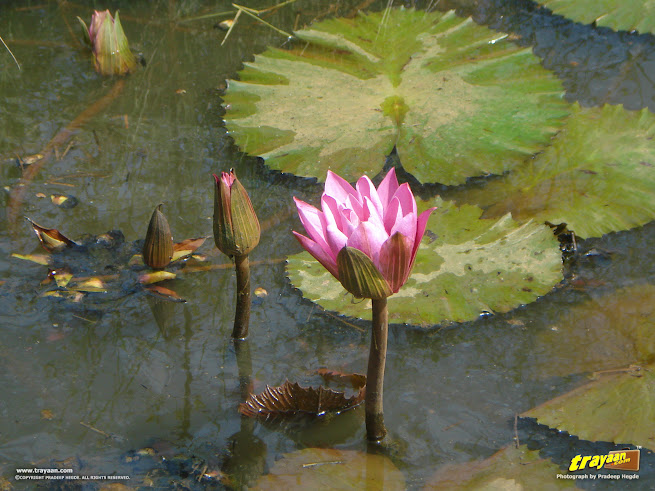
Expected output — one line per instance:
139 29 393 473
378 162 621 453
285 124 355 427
2 0 655 488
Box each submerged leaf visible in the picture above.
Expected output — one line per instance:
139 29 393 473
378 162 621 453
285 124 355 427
287 198 562 325
239 380 365 420
144 284 186 302
26 218 77 252
523 365 655 449
139 271 177 284
223 8 568 185
11 253 52 266
452 104 655 238
72 278 107 292
252 448 405 490
316 369 367 390
425 444 576 490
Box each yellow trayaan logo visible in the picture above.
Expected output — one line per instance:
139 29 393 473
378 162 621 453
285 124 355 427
569 450 640 472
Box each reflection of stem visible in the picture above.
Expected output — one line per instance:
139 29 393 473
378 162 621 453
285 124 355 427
7 78 125 235
366 297 388 441
179 306 193 440
232 254 251 339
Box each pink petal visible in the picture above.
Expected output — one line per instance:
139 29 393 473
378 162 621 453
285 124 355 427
378 232 413 293
392 183 418 217
377 168 400 208
356 176 383 218
293 197 331 257
293 231 339 279
389 213 417 246
407 207 437 274
383 195 402 234
363 196 386 232
324 171 357 204
321 195 343 233
346 220 388 265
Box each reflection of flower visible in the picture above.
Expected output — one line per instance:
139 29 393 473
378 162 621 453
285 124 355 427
293 168 434 298
213 170 261 258
79 10 136 76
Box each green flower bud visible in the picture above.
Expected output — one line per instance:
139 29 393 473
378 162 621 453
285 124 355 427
79 10 137 76
336 246 392 300
213 171 261 257
143 204 173 269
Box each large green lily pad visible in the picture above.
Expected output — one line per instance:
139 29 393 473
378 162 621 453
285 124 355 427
534 285 655 378
252 448 405 490
452 104 655 239
539 0 655 34
425 444 578 490
523 364 655 450
286 198 563 325
223 8 568 185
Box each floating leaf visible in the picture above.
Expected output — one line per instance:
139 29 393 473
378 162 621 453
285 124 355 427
50 268 73 288
139 271 177 284
252 448 405 490
287 198 562 325
50 194 78 208
539 0 655 34
239 380 365 420
171 237 207 261
254 286 268 297
26 218 77 252
40 409 54 420
424 444 577 490
223 8 568 185
72 278 107 292
316 369 367 390
452 104 655 238
11 253 52 266
144 284 186 302
523 365 655 450
534 285 655 378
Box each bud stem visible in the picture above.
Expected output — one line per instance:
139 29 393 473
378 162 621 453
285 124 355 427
366 297 388 441
232 253 251 339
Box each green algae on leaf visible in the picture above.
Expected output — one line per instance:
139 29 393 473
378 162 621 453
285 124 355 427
425 444 578 490
452 104 655 238
252 448 405 490
539 0 655 34
223 8 568 185
523 365 655 450
286 198 563 325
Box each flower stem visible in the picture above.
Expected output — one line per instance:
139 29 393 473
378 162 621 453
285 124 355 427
232 253 251 339
366 297 388 441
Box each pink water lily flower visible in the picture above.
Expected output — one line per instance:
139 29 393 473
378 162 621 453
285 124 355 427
293 168 435 295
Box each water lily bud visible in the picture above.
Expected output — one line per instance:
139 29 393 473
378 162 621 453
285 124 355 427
213 171 260 257
143 204 173 269
78 10 137 76
337 246 393 299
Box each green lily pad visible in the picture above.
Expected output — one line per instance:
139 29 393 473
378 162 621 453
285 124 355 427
223 8 568 185
452 104 655 239
252 448 405 490
539 0 655 34
286 198 563 325
425 444 578 490
534 285 655 378
523 364 655 450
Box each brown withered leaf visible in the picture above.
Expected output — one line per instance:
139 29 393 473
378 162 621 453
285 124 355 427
26 217 77 252
240 381 365 420
171 237 207 261
316 369 366 390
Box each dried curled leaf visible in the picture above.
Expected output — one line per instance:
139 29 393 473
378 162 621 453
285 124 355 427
26 217 77 252
240 380 365 420
316 369 366 390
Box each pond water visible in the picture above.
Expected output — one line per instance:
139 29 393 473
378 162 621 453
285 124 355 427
2 0 655 489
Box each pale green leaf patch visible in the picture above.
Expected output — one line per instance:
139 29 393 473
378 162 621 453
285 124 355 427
224 8 569 185
539 0 655 34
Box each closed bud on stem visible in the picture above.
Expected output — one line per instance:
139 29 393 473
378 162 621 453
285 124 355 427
78 10 137 76
143 204 173 269
337 246 393 299
213 170 260 258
